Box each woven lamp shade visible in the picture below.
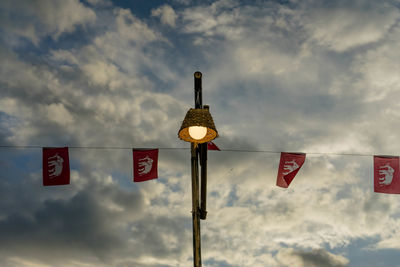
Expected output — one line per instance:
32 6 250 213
178 108 218 143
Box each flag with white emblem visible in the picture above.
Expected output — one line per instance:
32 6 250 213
276 152 306 188
374 155 400 194
133 149 158 182
43 147 70 186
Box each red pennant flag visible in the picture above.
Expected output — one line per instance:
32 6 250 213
374 155 400 194
43 147 70 186
276 152 306 188
133 149 158 182
208 141 220 151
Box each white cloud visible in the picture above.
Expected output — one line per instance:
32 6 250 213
298 0 400 52
0 0 96 45
151 5 178 27
114 8 160 44
45 103 74 125
351 29 400 102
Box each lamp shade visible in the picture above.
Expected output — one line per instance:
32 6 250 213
178 108 218 143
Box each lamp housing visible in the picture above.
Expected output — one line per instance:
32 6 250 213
178 107 218 144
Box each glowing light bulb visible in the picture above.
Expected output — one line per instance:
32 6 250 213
188 126 207 140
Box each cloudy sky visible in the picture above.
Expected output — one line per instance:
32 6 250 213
1 0 400 266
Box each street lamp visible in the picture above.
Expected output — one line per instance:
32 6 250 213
178 71 218 267
179 108 218 144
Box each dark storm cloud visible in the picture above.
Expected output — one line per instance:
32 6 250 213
0 178 145 253
0 169 194 266
291 249 349 267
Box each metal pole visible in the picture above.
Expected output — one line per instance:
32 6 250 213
199 143 208 219
191 143 201 267
191 71 203 267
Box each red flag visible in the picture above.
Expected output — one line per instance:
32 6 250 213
43 147 70 186
208 141 220 151
276 152 306 188
133 149 158 182
374 155 400 194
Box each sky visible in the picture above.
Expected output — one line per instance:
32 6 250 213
1 0 400 266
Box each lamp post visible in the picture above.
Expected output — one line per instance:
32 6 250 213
178 72 218 267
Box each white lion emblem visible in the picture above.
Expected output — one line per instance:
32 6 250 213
283 160 299 175
378 163 394 186
48 154 64 178
138 156 153 175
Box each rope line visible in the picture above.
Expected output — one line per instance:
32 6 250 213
0 145 379 157
0 145 187 150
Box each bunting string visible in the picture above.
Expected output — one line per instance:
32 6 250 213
2 144 399 193
0 144 379 157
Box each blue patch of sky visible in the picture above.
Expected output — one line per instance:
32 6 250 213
226 185 239 207
111 0 225 20
203 258 233 267
0 147 84 183
210 190 220 198
138 37 213 95
150 195 170 206
13 27 83 56
67 154 82 174
111 1 225 67
6 5 121 60
158 174 184 192
0 112 41 180
391 210 400 220
331 237 400 267
253 245 271 257
111 0 166 19
0 28 24 49
108 1 241 97
10 23 98 59
0 112 18 142
0 149 41 182
110 170 138 189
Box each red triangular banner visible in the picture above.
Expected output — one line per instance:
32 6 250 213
43 147 70 186
276 152 306 188
133 149 158 182
374 155 400 194
208 141 220 151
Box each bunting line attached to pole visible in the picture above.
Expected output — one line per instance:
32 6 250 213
0 144 379 157
3 144 400 194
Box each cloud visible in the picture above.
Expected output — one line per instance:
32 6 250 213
277 248 349 267
0 0 96 45
151 5 178 27
0 166 193 266
179 1 367 154
0 4 183 150
297 0 400 52
45 103 75 125
350 26 400 102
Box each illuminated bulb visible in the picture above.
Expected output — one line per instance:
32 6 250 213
188 126 207 140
